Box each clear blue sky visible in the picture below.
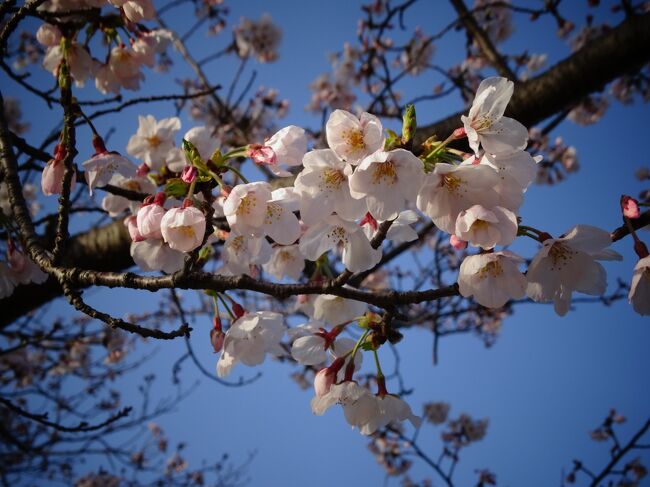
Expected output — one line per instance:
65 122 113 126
9 1 650 486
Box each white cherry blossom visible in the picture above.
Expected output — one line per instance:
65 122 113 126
416 163 500 234
253 125 307 176
455 205 518 249
83 152 136 195
160 206 206 252
126 115 181 171
479 151 541 210
458 251 527 308
43 42 94 87
526 225 622 316
349 149 424 220
294 149 365 224
326 110 384 164
263 245 304 280
299 215 382 273
216 311 285 378
629 255 650 316
130 239 184 273
101 175 156 217
461 77 528 156
223 182 272 234
312 294 367 325
217 232 272 276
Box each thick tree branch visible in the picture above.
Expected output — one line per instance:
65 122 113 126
414 12 650 145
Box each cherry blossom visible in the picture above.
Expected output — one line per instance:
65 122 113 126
294 149 365 225
526 225 622 316
251 125 307 176
479 151 540 210
109 0 155 23
217 231 272 276
416 163 500 235
326 110 384 164
349 149 424 221
42 42 95 87
126 115 181 171
160 206 206 252
263 245 305 280
234 14 282 63
130 239 184 273
458 251 527 308
223 182 273 234
299 215 382 273
101 175 155 216
461 76 528 155
216 311 285 377
136 200 166 240
455 205 518 249
41 156 76 196
312 294 367 325
82 151 136 195
629 255 650 316
35 24 61 47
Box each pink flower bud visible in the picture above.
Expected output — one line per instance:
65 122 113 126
210 327 225 353
137 204 166 239
621 195 640 219
248 144 277 166
136 162 150 177
36 23 62 47
314 368 335 397
41 158 76 196
360 211 378 232
124 216 145 242
232 302 246 319
181 165 198 184
450 234 467 250
452 127 467 139
153 192 166 206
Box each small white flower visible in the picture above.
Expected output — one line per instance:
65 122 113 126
458 251 527 308
416 163 500 235
126 115 181 171
160 206 206 252
291 334 328 366
100 175 156 217
299 215 382 273
294 149 365 225
216 311 285 377
479 151 540 211
628 255 650 316
83 152 136 195
43 43 94 87
326 110 384 165
349 149 424 221
223 182 272 234
183 126 219 164
260 125 308 176
263 245 304 280
313 294 367 325
461 76 528 155
455 205 518 249
526 225 622 316
218 232 272 276
130 239 184 273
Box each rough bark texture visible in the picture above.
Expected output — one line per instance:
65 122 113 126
2 12 650 325
1 220 131 327
414 12 650 146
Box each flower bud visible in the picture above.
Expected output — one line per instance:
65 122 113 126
450 234 467 250
621 195 640 219
248 144 276 165
137 203 166 239
314 368 335 397
401 104 416 144
124 215 145 242
181 165 198 184
232 302 246 319
136 162 150 177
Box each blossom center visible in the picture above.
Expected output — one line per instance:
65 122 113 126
177 226 196 239
548 243 576 270
441 174 463 194
478 260 503 279
371 161 397 185
238 194 256 215
264 202 282 224
343 129 365 150
147 135 162 148
320 168 346 190
327 226 349 245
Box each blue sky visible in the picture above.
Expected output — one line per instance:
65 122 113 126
7 1 650 486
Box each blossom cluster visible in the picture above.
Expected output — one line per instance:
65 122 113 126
5 75 647 436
